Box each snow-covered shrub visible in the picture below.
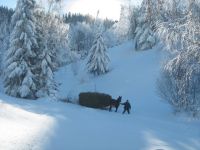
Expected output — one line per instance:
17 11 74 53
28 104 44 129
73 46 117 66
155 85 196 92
102 28 118 48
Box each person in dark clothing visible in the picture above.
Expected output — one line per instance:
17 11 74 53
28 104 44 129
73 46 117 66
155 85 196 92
121 100 131 114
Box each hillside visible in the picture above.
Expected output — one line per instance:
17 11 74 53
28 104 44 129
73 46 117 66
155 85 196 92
0 41 199 150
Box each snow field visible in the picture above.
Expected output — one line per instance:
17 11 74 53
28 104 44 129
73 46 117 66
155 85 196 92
0 41 199 150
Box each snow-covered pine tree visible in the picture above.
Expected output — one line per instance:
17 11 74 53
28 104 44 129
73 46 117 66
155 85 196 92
33 7 57 99
134 0 157 51
68 22 94 58
87 33 109 76
0 7 14 73
43 13 68 69
4 0 38 99
37 0 69 68
114 4 133 43
157 0 200 116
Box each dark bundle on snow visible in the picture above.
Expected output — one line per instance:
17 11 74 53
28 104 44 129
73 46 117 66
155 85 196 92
79 92 112 108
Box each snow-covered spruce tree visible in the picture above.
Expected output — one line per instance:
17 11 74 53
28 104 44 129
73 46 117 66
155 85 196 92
33 6 57 98
43 13 69 69
4 0 38 99
87 33 110 76
0 7 14 73
68 22 94 58
41 0 69 68
157 0 200 116
134 0 158 51
113 4 135 43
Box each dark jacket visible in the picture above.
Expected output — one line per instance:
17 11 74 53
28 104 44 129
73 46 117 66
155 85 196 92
122 101 131 110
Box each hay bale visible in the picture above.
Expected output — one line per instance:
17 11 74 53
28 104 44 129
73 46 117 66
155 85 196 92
79 92 112 108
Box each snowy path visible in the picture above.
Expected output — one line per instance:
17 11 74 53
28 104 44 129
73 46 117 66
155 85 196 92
0 42 199 150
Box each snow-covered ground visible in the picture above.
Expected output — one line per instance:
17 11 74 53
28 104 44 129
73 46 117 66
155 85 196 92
0 41 199 150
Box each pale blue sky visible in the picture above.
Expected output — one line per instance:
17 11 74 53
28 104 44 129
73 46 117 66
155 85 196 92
0 0 16 8
0 0 142 20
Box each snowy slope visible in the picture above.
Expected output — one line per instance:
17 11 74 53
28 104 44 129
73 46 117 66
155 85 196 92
0 95 55 150
0 41 200 150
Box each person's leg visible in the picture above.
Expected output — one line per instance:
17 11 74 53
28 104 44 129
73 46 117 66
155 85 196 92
109 105 112 112
127 109 130 114
115 105 119 112
122 109 126 114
